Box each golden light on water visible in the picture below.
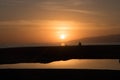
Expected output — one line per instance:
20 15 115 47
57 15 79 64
0 59 120 70
48 59 83 68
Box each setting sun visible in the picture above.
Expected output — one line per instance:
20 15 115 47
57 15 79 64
60 34 66 40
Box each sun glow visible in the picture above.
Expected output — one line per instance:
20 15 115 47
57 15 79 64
50 21 78 43
60 34 66 40
59 34 66 46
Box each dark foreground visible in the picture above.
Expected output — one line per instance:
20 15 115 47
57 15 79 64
0 69 120 80
0 45 120 64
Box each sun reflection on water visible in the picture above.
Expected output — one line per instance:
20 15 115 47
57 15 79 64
48 59 84 68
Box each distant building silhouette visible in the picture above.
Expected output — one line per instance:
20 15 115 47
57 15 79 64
78 42 82 46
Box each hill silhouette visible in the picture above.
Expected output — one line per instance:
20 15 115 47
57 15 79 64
66 34 120 45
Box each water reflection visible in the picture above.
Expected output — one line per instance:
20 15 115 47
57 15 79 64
48 59 84 68
0 59 120 70
61 43 66 46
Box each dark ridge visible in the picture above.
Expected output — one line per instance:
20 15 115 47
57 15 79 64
0 69 120 80
67 34 120 44
0 45 120 64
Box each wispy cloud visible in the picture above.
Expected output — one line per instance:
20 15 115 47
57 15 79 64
41 6 101 16
61 8 99 15
0 20 51 26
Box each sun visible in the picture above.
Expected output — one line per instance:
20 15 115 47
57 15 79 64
60 34 66 40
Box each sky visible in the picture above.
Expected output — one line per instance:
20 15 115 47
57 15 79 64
0 0 120 45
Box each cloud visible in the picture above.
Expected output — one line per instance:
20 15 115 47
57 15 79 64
0 0 40 6
61 9 100 15
0 20 48 26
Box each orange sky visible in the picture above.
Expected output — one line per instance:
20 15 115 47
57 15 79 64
0 0 120 45
0 20 120 45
